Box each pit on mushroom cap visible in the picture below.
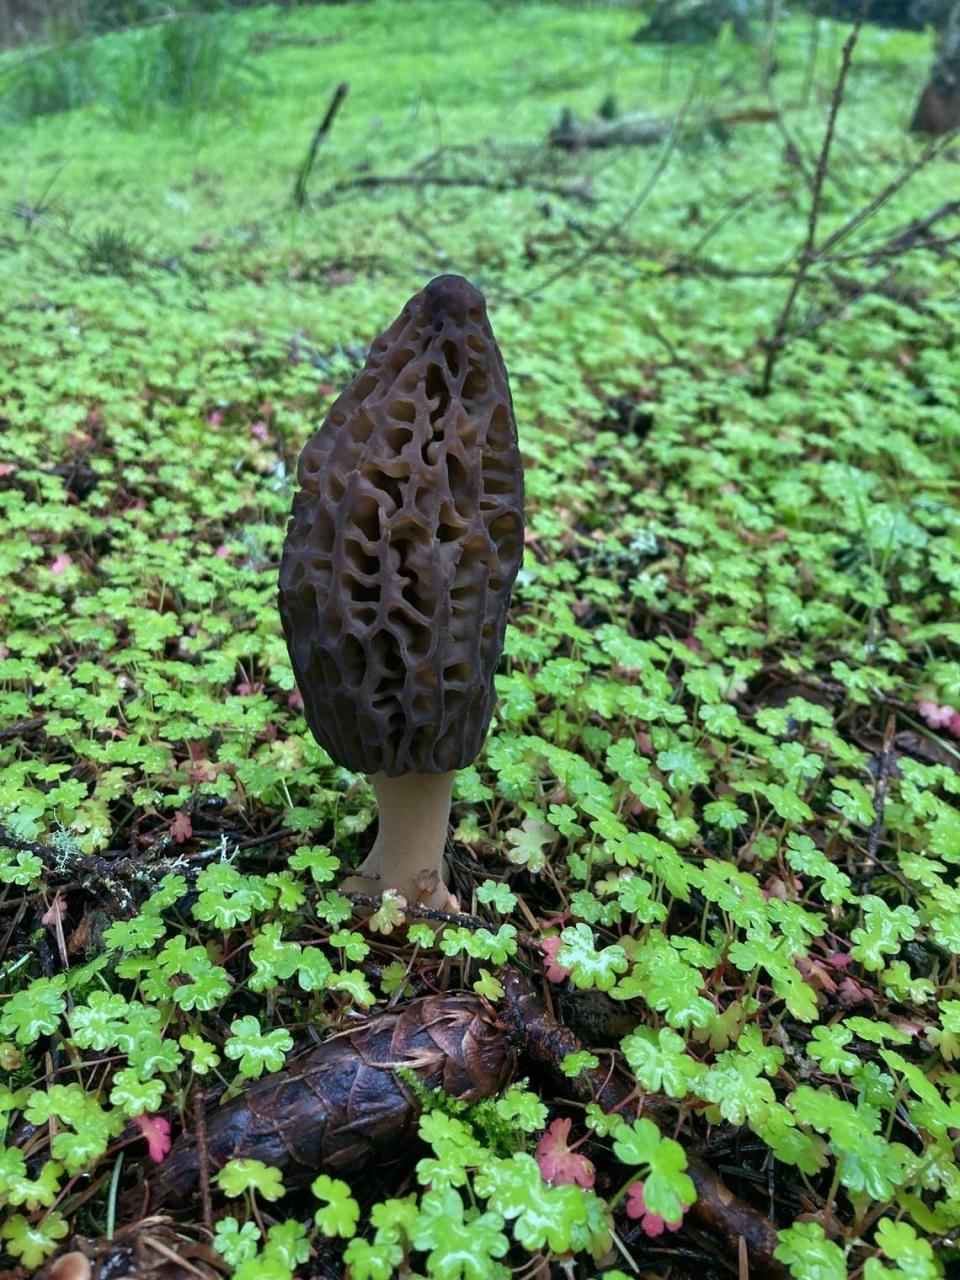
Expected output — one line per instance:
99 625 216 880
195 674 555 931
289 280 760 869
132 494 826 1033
279 274 524 908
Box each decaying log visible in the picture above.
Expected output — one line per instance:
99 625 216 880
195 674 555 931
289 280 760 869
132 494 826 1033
549 106 777 149
499 970 787 1280
138 994 514 1210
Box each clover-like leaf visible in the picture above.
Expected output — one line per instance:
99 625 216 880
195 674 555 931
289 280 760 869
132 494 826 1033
179 1033 221 1074
224 1017 293 1078
612 1118 695 1223
1 1211 69 1267
232 1253 295 1280
192 863 273 927
474 1153 610 1257
494 1084 549 1134
807 1024 858 1076
218 1159 286 1201
126 1028 183 1077
473 968 505 1000
249 922 302 991
560 1050 600 1078
850 896 918 971
504 817 556 873
213 1217 261 1267
790 1086 908 1200
69 990 134 1050
0 976 65 1044
409 1186 509 1280
774 1222 846 1280
297 947 334 991
343 1237 404 1280
621 1026 701 1098
103 912 164 954
868 1218 939 1279
625 1178 686 1237
535 1117 595 1188
368 890 407 934
476 880 518 913
108 1068 164 1117
701 1060 776 1126
263 1218 310 1269
328 969 375 1007
0 1151 63 1210
312 1174 360 1238
556 923 628 992
289 843 339 883
329 929 370 962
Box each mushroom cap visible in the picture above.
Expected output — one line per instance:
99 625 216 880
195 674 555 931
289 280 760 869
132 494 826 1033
279 274 524 776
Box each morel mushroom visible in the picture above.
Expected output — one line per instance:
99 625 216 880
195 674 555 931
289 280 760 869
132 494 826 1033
279 275 524 907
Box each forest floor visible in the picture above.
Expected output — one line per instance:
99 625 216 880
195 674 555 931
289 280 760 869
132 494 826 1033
1 3 959 1278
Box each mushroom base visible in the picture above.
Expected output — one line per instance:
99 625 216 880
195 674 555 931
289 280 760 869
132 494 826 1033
339 770 455 910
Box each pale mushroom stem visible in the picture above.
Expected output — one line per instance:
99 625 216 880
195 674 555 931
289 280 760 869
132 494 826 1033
339 770 455 909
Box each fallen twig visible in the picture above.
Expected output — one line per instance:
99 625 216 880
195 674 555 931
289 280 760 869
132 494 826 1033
293 81 350 208
637 193 959 285
44 1219 226 1280
192 1089 213 1235
316 171 596 206
785 268 931 345
669 187 762 273
760 22 860 394
867 714 900 865
0 715 46 740
549 105 777 150
814 125 960 262
0 824 255 897
343 890 495 931
342 890 538 945
527 62 705 299
865 199 960 263
0 827 140 883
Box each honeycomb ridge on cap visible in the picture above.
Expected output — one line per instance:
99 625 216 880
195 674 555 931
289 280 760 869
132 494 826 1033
278 274 524 776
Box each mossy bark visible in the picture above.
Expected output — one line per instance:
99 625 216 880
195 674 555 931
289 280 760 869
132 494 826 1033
912 0 960 133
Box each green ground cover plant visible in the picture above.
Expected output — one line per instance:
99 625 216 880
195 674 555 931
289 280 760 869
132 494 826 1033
0 10 262 125
1 2 959 1276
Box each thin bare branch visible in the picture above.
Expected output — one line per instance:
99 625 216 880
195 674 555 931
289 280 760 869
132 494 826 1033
315 170 596 207
814 126 960 261
760 22 861 394
526 61 706 300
